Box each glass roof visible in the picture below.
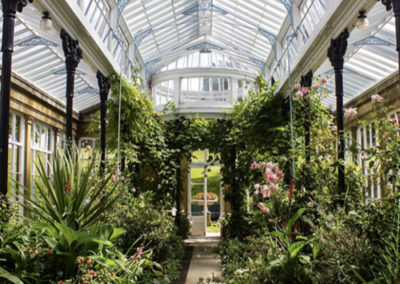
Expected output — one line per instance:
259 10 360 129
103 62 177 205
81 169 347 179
157 50 260 75
0 0 397 115
121 0 288 76
316 3 396 109
0 4 101 112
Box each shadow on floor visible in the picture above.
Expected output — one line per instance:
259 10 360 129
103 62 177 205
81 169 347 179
172 246 195 284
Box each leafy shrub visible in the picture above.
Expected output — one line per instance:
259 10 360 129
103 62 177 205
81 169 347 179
0 203 49 283
22 150 118 231
175 212 191 240
105 189 185 283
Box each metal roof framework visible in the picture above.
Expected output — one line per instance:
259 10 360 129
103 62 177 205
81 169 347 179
0 3 105 112
315 3 397 109
121 0 289 77
0 0 397 113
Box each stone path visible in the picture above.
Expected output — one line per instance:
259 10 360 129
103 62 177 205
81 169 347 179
175 236 222 284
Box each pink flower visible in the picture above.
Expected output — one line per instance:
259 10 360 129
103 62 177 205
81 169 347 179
344 108 358 120
264 168 273 179
391 118 398 125
254 184 260 190
276 171 284 180
267 174 278 184
86 145 91 151
111 176 116 182
360 153 367 160
269 183 278 193
262 188 271 198
261 207 269 213
257 202 264 209
259 162 267 171
251 162 259 169
321 77 327 84
301 87 310 95
371 94 383 103
320 146 326 151
295 91 303 98
266 162 274 169
131 187 136 193
312 84 319 90
254 189 259 195
65 175 71 195
136 247 143 258
131 247 144 262
294 83 301 90
105 119 109 124
97 115 101 120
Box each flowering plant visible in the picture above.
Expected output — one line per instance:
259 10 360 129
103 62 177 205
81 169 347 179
19 149 119 231
194 192 218 201
251 161 284 213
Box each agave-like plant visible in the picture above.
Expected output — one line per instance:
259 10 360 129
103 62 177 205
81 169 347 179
22 149 118 231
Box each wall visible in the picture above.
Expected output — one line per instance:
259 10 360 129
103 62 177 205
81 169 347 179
344 72 400 198
6 72 81 207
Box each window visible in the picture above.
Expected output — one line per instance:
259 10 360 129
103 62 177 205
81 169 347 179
8 112 25 203
31 121 55 198
153 80 175 106
356 123 380 199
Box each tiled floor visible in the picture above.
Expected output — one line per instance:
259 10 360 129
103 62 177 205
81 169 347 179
182 236 221 283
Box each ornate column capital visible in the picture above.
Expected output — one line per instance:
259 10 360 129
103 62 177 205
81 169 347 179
380 0 393 11
328 29 349 71
97 71 110 102
60 29 82 73
1 0 32 14
301 70 313 88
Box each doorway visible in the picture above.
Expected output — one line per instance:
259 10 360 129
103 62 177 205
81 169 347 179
188 150 223 236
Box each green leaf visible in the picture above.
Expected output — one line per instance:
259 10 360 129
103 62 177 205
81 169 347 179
312 243 322 260
286 208 307 234
0 267 23 284
265 231 289 244
54 222 81 249
74 237 113 249
109 228 126 242
266 255 286 270
288 241 308 259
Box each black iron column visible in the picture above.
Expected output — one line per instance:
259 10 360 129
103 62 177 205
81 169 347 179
60 29 82 155
301 70 313 163
380 0 400 81
0 0 32 195
97 71 110 173
328 29 349 199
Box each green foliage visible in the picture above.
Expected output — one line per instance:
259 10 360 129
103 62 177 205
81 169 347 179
21 149 118 231
217 78 400 284
0 203 49 283
205 78 292 238
106 73 156 157
105 188 185 283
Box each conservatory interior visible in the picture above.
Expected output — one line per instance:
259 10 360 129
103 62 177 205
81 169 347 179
1 0 400 283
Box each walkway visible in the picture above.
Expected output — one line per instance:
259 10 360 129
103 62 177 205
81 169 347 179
174 236 222 284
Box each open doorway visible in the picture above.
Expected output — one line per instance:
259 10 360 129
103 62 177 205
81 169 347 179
188 150 223 237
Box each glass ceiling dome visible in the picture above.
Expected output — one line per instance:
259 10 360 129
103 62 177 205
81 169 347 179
151 50 258 116
157 50 259 75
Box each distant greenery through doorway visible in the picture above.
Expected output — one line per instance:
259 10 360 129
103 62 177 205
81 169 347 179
191 150 221 234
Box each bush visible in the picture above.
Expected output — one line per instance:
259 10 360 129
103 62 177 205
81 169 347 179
105 188 185 283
